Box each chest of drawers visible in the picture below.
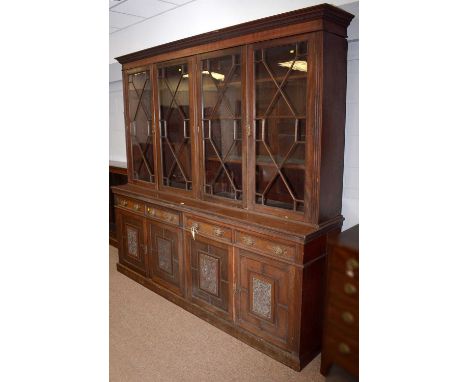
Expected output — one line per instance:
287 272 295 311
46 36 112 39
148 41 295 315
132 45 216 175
321 225 359 377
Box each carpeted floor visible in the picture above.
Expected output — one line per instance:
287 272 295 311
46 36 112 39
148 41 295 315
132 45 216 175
109 246 352 382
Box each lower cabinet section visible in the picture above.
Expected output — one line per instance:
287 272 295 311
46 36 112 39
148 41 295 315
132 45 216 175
117 210 148 276
114 203 331 371
236 250 296 351
186 234 233 321
148 221 184 296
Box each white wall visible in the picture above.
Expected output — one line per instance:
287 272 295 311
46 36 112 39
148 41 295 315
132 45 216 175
109 80 126 162
109 1 359 228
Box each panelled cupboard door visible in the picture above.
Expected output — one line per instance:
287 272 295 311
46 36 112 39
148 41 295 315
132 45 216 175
186 233 233 321
148 220 184 296
236 250 296 351
117 210 148 276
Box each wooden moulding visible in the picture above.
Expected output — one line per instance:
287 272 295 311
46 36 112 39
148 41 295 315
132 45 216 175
115 4 354 66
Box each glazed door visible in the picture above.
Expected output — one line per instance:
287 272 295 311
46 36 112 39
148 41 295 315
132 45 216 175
236 250 296 351
117 210 148 276
125 67 155 184
156 58 195 193
186 233 233 321
198 47 245 204
250 37 309 219
148 220 184 296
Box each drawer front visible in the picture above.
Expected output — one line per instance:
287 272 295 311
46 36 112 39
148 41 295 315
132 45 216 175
234 231 295 262
186 216 232 243
326 298 359 340
146 205 180 226
329 247 359 280
323 326 359 375
115 196 145 214
328 269 358 307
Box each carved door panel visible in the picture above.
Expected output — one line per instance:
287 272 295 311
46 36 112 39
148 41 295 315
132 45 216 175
117 210 147 276
236 250 296 350
148 221 184 296
187 234 233 321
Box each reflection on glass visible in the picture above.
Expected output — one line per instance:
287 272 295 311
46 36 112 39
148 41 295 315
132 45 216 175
254 41 308 212
157 62 192 190
128 70 154 182
201 50 243 200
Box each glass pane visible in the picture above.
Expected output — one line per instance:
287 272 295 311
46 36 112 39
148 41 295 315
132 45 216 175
201 50 243 200
254 41 308 212
157 62 192 190
128 70 154 182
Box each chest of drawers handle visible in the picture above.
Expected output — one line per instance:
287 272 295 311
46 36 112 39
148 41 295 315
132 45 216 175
341 311 354 324
338 343 351 354
147 207 155 216
119 199 128 207
344 283 357 295
346 258 359 277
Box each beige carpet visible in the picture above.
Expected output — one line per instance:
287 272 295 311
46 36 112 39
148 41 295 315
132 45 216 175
110 245 347 382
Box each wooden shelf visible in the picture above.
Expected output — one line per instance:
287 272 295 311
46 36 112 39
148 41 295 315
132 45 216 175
205 155 305 169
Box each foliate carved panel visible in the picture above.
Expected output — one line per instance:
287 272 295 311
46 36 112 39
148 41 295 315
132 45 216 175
157 237 172 274
252 276 273 319
199 252 219 296
126 226 139 258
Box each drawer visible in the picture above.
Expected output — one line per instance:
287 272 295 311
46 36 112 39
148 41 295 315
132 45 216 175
326 298 359 340
329 247 359 280
115 196 145 214
328 269 358 306
323 325 359 375
234 230 295 262
186 216 232 243
146 205 180 226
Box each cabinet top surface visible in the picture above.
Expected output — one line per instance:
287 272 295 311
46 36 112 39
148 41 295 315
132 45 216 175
115 3 353 65
329 224 359 252
112 184 343 242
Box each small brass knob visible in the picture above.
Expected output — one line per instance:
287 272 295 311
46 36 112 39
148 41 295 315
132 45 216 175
344 283 357 295
338 343 351 354
341 311 354 324
120 199 128 207
147 207 155 216
134 203 140 211
346 259 358 278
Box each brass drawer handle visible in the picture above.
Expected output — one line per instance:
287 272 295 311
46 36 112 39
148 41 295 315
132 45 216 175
241 236 255 246
272 245 287 256
133 203 141 211
147 207 155 216
119 199 128 207
190 223 200 239
341 311 354 324
344 283 357 295
346 258 359 277
338 343 351 354
213 227 224 237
